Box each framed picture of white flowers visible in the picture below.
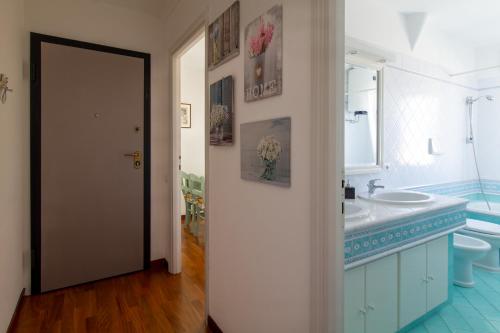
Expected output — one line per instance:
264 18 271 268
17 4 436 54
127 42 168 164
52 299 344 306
210 76 234 145
241 117 291 187
244 5 283 102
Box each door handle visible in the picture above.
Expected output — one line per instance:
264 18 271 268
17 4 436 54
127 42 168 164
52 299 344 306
124 151 142 169
124 151 141 158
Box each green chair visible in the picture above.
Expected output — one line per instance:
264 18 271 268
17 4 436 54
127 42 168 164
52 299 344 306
188 174 205 236
181 172 195 228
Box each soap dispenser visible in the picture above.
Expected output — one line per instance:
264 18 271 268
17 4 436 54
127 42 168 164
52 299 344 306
345 180 356 200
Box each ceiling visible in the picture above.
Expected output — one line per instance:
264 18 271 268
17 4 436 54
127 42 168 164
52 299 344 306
94 0 180 19
377 0 500 48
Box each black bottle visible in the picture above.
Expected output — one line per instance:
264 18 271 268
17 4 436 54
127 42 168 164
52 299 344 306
345 181 356 200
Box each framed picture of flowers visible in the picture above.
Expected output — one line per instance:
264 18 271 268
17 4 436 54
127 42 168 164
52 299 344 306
240 117 291 187
180 103 191 128
244 5 283 102
210 76 234 146
208 1 240 70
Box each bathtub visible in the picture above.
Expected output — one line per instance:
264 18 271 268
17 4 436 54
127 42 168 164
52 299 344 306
410 181 500 224
461 193 500 223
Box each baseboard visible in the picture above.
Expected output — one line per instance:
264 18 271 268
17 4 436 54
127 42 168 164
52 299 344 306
150 258 169 270
7 288 25 333
207 315 223 333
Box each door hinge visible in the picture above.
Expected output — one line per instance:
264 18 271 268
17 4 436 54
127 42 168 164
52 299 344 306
342 201 345 215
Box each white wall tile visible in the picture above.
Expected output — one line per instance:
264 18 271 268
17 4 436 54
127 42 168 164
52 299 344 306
348 61 478 192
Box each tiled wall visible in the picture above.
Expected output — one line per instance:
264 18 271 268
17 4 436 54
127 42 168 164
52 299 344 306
348 60 478 192
477 87 500 180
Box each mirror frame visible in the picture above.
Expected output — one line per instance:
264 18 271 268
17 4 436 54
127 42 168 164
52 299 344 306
344 58 384 175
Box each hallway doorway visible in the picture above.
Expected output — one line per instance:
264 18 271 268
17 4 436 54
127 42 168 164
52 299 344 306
171 28 207 276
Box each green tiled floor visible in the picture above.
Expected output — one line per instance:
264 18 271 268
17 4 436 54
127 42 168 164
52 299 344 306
409 268 500 333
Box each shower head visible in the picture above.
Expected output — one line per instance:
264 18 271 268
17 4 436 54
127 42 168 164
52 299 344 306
466 95 495 105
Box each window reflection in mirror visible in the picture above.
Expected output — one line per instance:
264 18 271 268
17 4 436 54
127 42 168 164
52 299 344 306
345 63 382 174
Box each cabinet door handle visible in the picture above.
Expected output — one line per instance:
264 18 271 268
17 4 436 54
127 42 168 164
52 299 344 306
428 275 434 281
367 304 375 311
359 308 367 315
421 277 429 283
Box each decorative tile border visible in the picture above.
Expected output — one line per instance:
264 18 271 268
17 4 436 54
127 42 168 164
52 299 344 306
467 210 500 225
411 180 479 196
345 206 467 265
411 179 500 196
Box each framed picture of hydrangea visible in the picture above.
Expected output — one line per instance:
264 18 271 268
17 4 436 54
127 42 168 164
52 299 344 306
241 117 291 187
244 5 283 102
210 76 234 145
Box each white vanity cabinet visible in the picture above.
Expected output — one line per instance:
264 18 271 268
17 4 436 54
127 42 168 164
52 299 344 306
344 254 398 333
399 236 449 329
344 236 449 333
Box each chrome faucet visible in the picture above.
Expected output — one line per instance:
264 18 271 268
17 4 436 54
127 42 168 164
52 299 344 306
367 179 384 195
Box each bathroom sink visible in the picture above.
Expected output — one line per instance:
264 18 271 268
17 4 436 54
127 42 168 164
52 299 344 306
345 202 370 221
358 190 434 205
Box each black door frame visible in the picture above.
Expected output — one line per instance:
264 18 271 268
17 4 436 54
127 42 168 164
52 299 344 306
30 33 151 294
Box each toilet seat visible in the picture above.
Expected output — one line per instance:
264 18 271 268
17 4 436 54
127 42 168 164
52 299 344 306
465 219 500 236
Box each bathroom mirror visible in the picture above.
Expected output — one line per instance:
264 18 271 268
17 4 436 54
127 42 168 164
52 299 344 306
345 62 383 175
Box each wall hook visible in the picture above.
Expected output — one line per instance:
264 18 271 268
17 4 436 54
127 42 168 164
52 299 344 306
0 73 13 104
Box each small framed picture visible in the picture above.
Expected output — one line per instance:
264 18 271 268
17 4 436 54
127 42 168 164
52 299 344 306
180 103 191 128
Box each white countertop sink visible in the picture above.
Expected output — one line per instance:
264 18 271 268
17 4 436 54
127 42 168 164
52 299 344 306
345 202 370 221
358 190 434 205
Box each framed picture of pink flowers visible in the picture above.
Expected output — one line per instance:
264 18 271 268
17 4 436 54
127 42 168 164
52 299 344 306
208 1 240 70
244 5 283 102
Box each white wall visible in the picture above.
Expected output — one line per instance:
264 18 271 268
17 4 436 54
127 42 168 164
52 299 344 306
347 62 477 190
24 0 171 264
207 0 311 331
345 0 481 191
166 0 313 331
476 88 500 180
0 0 28 330
181 37 206 177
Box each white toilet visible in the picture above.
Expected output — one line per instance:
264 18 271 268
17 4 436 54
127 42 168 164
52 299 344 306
453 233 491 287
459 219 500 271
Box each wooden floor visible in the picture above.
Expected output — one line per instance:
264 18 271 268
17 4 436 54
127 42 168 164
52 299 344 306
10 226 207 333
